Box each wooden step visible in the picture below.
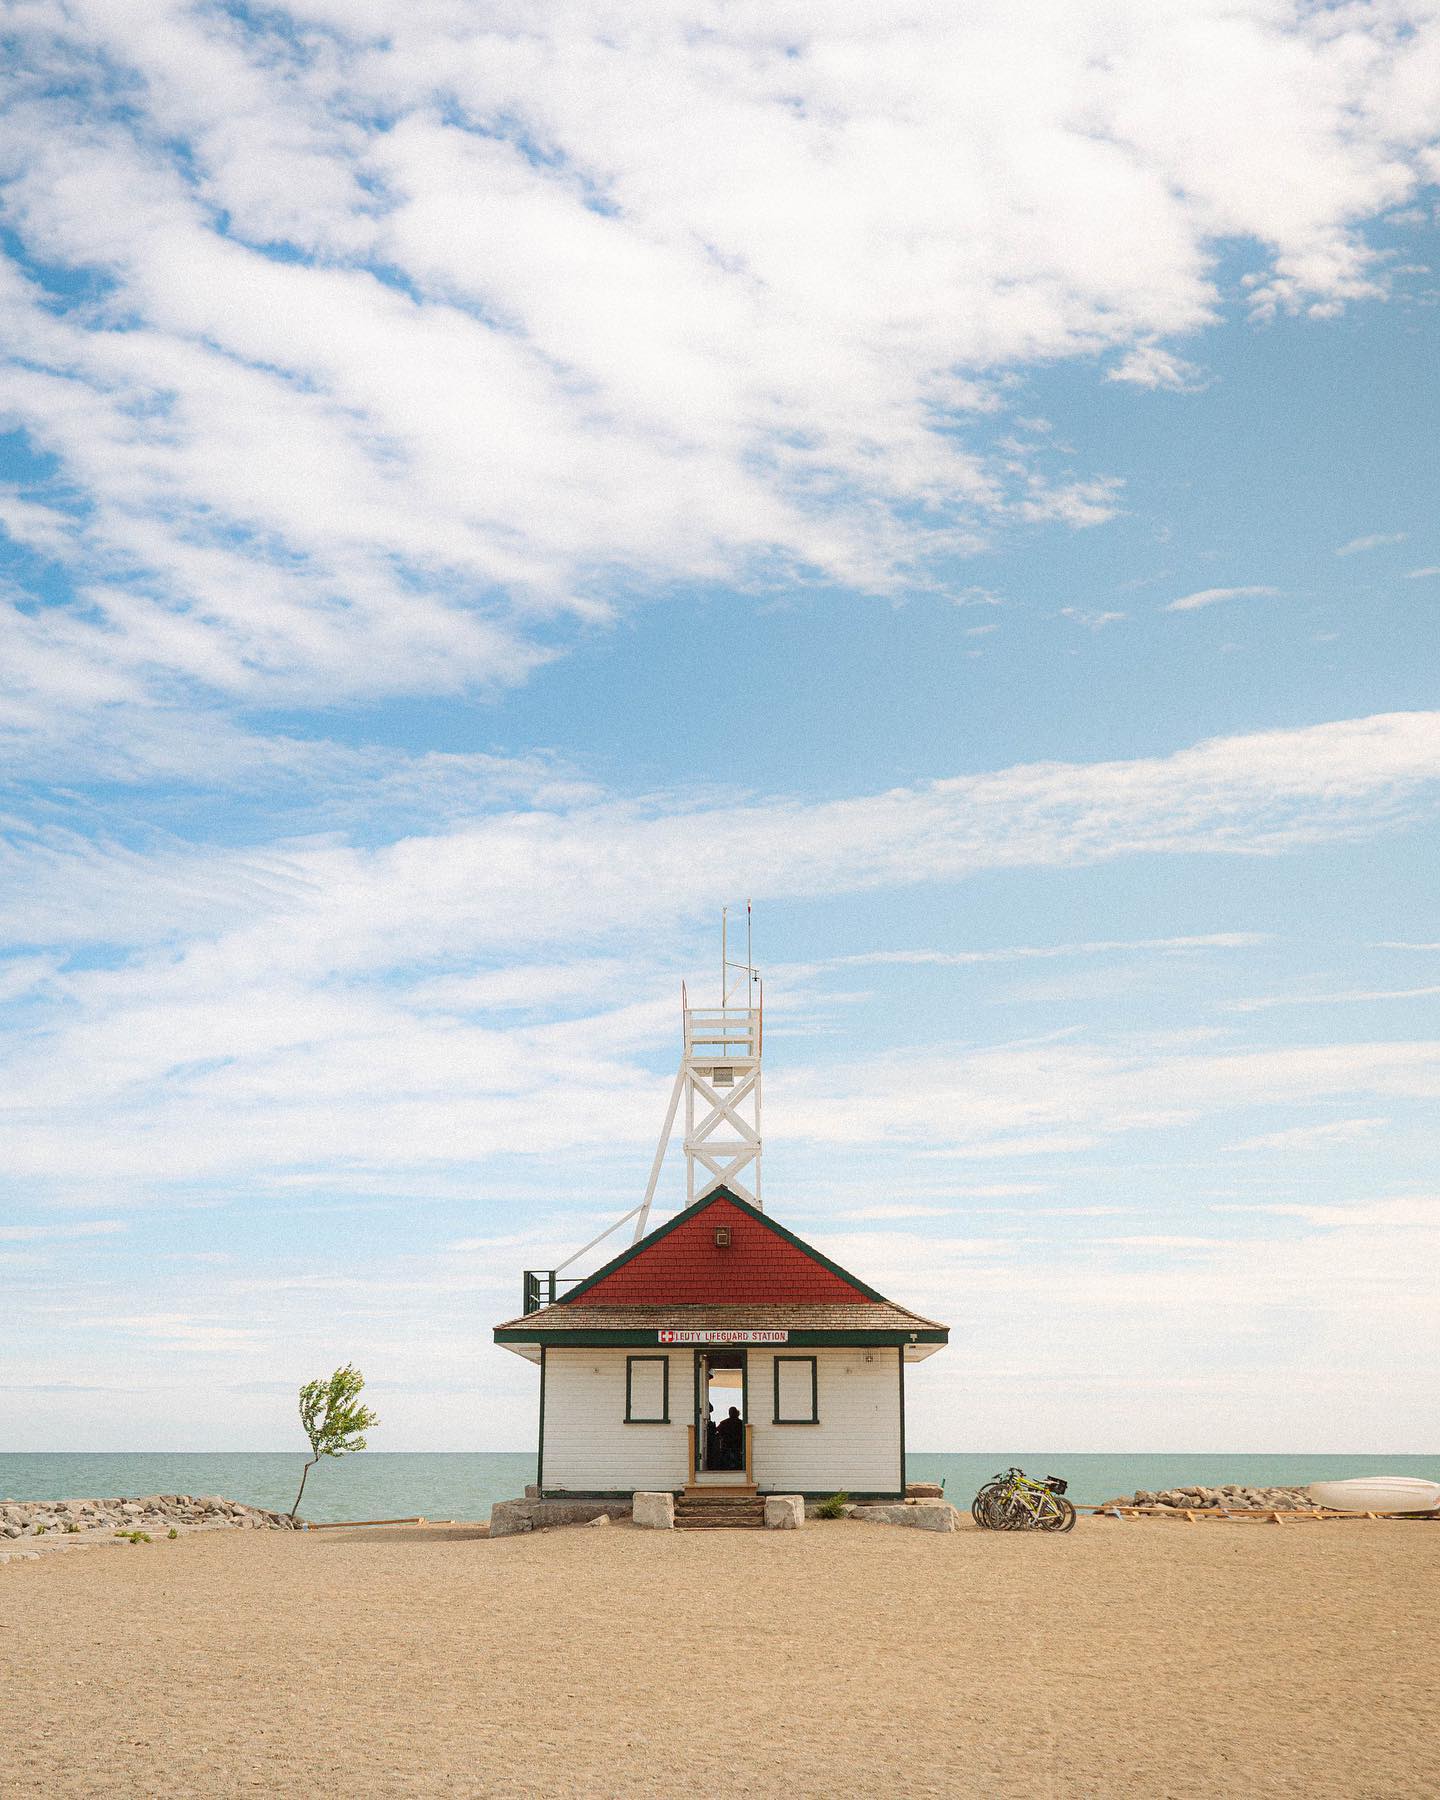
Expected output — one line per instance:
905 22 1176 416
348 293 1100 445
674 1494 767 1530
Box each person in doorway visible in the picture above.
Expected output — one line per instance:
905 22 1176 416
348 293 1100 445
705 1403 720 1467
717 1405 743 1470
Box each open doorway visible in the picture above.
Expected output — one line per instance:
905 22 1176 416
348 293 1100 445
695 1350 747 1481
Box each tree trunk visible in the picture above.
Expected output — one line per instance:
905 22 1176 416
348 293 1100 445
290 1455 319 1520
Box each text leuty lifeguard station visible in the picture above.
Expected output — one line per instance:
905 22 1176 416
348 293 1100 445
494 914 949 1526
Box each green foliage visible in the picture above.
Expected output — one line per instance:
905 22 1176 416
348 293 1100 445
64 1522 80 1533
815 1490 849 1519
33 1524 47 1535
167 1527 179 1539
290 1362 381 1519
115 1529 152 1544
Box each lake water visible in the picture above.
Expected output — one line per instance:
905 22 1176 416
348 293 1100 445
3 1451 1435 1522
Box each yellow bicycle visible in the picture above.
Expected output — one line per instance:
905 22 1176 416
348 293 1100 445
972 1467 1076 1532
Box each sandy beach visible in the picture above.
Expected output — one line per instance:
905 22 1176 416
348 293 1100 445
3 1514 1436 1799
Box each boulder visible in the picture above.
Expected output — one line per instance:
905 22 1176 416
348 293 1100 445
631 1492 675 1530
587 1513 612 1529
764 1495 805 1530
852 1501 956 1532
906 1482 945 1500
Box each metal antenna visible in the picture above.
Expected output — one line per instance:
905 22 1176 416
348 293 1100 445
634 908 763 1239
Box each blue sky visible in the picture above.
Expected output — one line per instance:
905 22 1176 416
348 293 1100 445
1 1 1438 1454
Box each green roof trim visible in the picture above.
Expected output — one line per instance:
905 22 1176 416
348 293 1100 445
494 1327 949 1347
558 1185 896 1307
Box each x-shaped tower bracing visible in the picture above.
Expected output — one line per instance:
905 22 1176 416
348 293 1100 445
633 999 762 1240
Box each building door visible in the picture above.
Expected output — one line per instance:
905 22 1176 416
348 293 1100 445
695 1350 746 1481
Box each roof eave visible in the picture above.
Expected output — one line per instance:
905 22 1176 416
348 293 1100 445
494 1326 949 1347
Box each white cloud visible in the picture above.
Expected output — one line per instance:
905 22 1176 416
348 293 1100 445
1107 344 1206 390
1227 1117 1388 1152
1335 531 1408 556
776 1037 1440 1156
1228 984 1440 1013
1405 566 1440 579
1059 607 1127 630
836 933 1266 968
1100 1235 1238 1249
3 709 1438 961
0 2 1433 766
0 1220 127 1241
1164 584 1280 613
834 1205 959 1221
0 710 1438 1187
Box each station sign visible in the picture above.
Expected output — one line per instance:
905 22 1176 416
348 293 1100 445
657 1329 789 1344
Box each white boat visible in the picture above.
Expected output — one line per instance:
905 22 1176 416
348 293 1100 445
1306 1476 1440 1514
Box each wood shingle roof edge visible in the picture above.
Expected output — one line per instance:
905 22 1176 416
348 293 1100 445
493 1300 949 1342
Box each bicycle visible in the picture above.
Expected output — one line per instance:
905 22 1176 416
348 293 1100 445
972 1467 1076 1532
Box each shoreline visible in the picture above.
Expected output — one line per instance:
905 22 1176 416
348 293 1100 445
4 1451 1435 1528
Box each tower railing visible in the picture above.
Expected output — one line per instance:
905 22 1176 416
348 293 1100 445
683 1006 760 1060
521 1269 586 1314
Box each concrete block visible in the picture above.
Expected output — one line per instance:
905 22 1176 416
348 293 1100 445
852 1501 957 1532
492 1497 633 1533
533 1500 628 1530
631 1491 675 1530
488 1500 535 1537
764 1495 805 1530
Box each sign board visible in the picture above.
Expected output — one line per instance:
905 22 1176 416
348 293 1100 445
657 1329 789 1345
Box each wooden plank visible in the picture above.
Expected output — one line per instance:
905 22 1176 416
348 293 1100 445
305 1516 427 1530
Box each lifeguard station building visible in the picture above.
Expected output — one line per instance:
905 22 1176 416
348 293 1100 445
494 916 948 1513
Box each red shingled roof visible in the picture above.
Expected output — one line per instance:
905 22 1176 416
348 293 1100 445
557 1190 883 1309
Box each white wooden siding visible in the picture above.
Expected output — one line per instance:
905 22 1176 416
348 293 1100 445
543 1348 689 1492
749 1347 902 1495
541 1344 903 1496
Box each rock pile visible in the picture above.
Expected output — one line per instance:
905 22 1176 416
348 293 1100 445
0 1495 298 1562
1097 1485 1316 1514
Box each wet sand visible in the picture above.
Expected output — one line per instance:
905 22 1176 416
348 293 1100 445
2 1515 1436 1798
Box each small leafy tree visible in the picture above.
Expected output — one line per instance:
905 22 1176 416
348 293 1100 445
290 1364 379 1519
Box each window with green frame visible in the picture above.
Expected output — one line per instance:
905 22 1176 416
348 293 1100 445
625 1355 669 1423
773 1355 818 1424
